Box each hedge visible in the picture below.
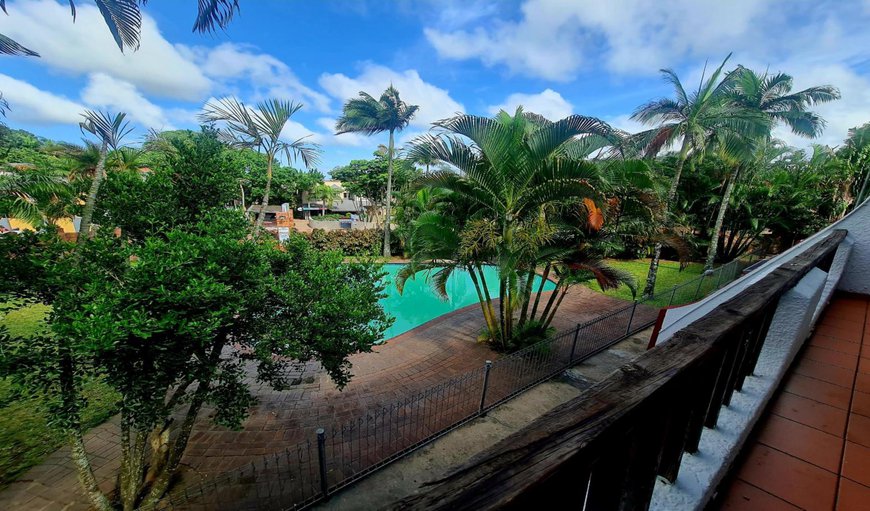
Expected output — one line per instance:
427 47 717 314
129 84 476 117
297 229 402 256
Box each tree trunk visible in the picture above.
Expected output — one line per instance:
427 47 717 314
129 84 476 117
383 129 395 258
255 155 274 234
643 135 692 296
69 431 112 511
468 266 497 336
529 263 551 321
704 166 740 270
61 346 111 511
76 140 108 246
476 265 498 339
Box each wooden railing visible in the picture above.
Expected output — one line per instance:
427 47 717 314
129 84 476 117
395 229 846 511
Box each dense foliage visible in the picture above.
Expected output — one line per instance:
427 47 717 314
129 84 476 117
0 129 390 510
299 228 402 256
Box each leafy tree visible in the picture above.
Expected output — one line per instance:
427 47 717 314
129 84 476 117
330 153 419 223
0 130 391 510
841 122 870 208
702 66 839 269
630 55 769 293
402 109 633 350
200 97 321 232
336 86 419 257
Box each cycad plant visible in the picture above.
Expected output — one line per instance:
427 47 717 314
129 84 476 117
78 110 132 245
630 55 769 294
336 86 419 257
401 108 633 350
200 97 321 233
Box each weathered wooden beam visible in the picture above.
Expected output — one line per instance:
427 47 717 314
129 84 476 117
392 230 846 511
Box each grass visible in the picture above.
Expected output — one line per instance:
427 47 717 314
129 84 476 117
0 301 119 488
583 259 706 302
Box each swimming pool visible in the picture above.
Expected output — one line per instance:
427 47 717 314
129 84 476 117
378 264 557 340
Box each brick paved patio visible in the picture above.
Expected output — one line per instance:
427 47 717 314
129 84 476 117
0 286 653 510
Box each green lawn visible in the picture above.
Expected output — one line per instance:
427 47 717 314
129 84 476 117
0 302 119 487
583 259 706 303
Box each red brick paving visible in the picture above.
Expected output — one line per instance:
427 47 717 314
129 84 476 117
718 294 870 511
0 287 653 510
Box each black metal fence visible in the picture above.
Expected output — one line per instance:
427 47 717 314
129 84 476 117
149 256 756 511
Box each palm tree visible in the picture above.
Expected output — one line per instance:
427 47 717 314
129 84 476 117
0 0 239 56
312 183 340 216
77 110 132 245
336 86 419 257
630 55 769 295
402 108 631 349
199 97 321 233
0 169 67 225
701 67 841 269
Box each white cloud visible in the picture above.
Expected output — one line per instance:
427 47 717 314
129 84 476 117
488 89 573 120
424 0 870 80
319 64 465 128
0 0 210 100
188 43 331 113
0 74 84 125
80 73 172 129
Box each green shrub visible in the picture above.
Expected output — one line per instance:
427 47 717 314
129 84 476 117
298 229 401 256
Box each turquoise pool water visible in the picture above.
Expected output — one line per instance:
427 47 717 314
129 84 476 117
378 264 557 340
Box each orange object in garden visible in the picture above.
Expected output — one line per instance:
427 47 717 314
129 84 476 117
275 211 294 228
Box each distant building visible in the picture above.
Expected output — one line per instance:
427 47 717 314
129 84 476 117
300 180 375 220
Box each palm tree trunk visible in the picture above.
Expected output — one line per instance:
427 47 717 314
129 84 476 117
383 129 395 257
468 265 497 335
476 265 498 339
255 155 274 234
529 263 551 321
518 268 536 327
704 166 740 270
643 135 691 296
76 140 108 246
543 287 569 329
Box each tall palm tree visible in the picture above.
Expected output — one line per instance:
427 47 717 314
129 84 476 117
336 85 419 257
199 97 321 233
0 0 239 56
630 54 769 295
77 110 132 245
701 67 840 269
402 108 631 349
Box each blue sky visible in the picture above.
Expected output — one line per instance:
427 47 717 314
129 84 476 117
1 0 870 174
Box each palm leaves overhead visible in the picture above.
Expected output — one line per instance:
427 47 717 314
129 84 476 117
729 66 840 138
402 108 632 350
336 85 419 257
0 0 239 57
200 96 321 232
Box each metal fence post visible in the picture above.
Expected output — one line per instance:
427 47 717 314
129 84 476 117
693 271 709 301
479 360 493 415
667 285 678 307
625 301 638 335
316 428 328 499
569 325 581 362
714 265 725 290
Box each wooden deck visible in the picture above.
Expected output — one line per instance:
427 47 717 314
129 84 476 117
715 293 870 510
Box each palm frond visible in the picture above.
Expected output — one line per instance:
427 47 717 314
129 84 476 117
192 0 240 33
0 33 39 57
79 110 133 149
94 0 142 52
